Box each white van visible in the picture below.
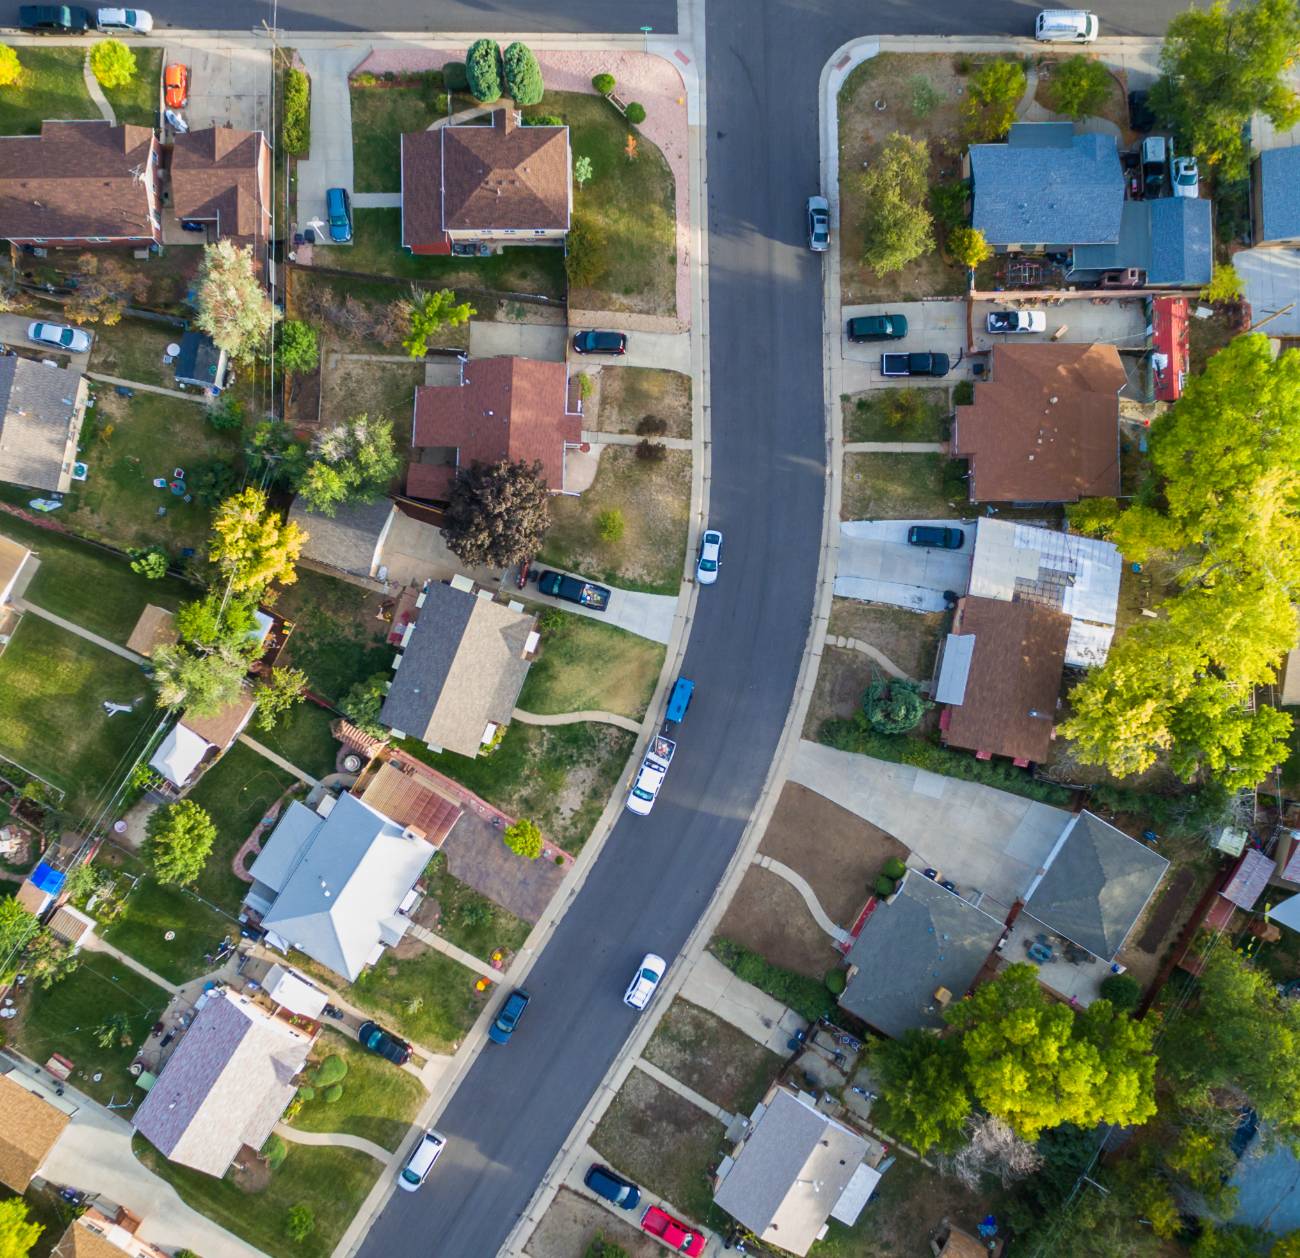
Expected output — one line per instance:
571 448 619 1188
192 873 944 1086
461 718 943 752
397 1129 446 1192
1035 10 1099 41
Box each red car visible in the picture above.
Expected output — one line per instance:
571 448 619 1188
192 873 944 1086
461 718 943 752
641 1206 704 1256
164 63 188 109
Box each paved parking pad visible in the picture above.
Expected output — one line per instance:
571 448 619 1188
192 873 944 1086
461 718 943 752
970 296 1149 353
166 43 271 134
834 519 974 611
840 299 968 389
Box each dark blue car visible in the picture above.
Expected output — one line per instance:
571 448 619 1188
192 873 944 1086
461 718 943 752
584 1164 641 1210
486 988 530 1044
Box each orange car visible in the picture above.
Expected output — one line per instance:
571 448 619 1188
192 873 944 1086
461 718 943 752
164 63 188 109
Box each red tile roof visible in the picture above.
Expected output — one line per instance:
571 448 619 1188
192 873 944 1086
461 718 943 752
358 760 462 847
170 126 270 245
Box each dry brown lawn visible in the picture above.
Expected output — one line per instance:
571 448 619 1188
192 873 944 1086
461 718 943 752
841 452 967 519
805 644 876 740
829 601 947 678
318 356 424 462
716 865 843 979
592 366 692 438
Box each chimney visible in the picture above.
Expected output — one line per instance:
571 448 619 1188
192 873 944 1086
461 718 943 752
498 107 516 133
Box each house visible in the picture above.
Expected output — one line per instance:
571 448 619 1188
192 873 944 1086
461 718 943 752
244 792 433 982
169 125 271 252
14 860 66 917
967 518 1123 667
173 331 228 394
0 535 30 609
132 987 310 1177
838 871 1005 1038
714 1086 874 1256
148 689 257 792
935 596 1071 765
0 1069 73 1190
952 343 1126 504
0 358 89 494
380 579 537 758
261 963 329 1020
969 123 1124 253
1252 145 1300 246
288 496 397 580
1070 197 1213 287
408 356 583 500
0 120 160 248
400 108 571 254
49 1207 168 1258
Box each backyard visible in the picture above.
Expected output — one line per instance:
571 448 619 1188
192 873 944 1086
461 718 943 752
86 317 180 389
255 701 341 781
320 358 425 454
419 851 531 961
0 47 93 135
101 47 162 127
101 871 236 985
517 608 664 721
540 447 690 595
349 76 443 192
592 367 692 438
841 452 968 520
844 387 951 443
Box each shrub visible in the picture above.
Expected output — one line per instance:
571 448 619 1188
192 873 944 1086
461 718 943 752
929 180 969 232
874 874 898 897
503 818 543 860
1201 263 1244 305
466 38 502 103
322 1083 344 1103
947 225 992 269
262 1134 288 1170
129 546 168 580
0 46 21 88
592 72 616 95
952 379 975 406
296 1085 316 1101
524 114 564 126
635 439 666 463
636 415 667 436
285 1205 314 1243
711 938 836 1022
864 678 932 733
953 54 973 75
442 60 468 92
825 968 847 995
910 75 939 118
625 101 646 125
207 395 245 432
576 370 593 399
883 856 908 880
434 92 449 113
90 39 135 89
282 67 310 156
962 59 1026 141
353 71 377 87
597 508 625 543
1049 54 1111 120
276 320 319 375
312 1054 347 1086
503 41 543 106
1088 781 1231 839
1100 973 1142 1013
565 213 608 288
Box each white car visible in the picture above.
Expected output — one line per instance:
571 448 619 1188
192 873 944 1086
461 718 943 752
27 322 90 353
696 529 722 585
1172 155 1199 198
626 755 668 816
397 1129 445 1191
986 310 1047 334
623 954 666 1011
97 7 153 31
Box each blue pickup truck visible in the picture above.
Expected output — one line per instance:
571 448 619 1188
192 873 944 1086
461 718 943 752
538 570 611 611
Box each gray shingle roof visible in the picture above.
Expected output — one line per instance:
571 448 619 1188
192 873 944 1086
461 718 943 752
839 872 1004 1038
0 358 87 493
971 123 1123 247
1024 810 1168 960
289 495 395 578
174 331 227 390
1072 198 1212 286
380 582 535 756
1259 146 1300 243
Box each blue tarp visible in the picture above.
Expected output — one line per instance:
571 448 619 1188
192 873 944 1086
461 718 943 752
30 861 64 895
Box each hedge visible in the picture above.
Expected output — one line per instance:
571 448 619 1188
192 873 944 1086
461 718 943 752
711 937 837 1023
282 67 310 156
466 38 502 103
503 41 543 106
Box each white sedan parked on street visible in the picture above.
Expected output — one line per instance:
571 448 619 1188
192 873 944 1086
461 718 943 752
623 954 666 1011
27 321 90 353
97 6 153 31
696 529 722 585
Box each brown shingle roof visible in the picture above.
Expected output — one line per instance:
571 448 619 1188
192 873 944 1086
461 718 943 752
14 879 47 913
400 130 440 248
49 1218 135 1258
125 604 177 656
406 462 456 501
182 689 256 751
0 1072 71 1191
47 904 95 946
942 597 1070 763
170 126 270 244
0 533 29 600
952 343 1126 503
359 760 462 847
413 356 579 491
0 121 158 242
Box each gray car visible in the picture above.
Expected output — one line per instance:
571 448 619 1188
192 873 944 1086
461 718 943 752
27 321 90 353
807 195 830 252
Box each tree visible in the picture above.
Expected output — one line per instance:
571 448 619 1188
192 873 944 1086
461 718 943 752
857 132 934 276
175 594 261 655
254 667 308 732
22 930 78 989
92 1011 132 1048
64 252 148 326
195 239 281 360
942 1113 1044 1190
503 818 543 860
1152 0 1300 180
245 420 309 489
1050 55 1112 118
0 1197 42 1258
89 39 136 89
402 288 475 358
151 643 247 716
1202 262 1245 304
872 1031 972 1154
503 42 543 105
1099 973 1141 1013
928 180 969 232
962 58 1027 141
207 395 245 433
863 678 931 733
441 458 550 568
129 546 168 580
566 213 608 288
210 488 305 595
190 459 237 509
285 1205 314 1243
0 46 22 89
466 38 502 102
276 320 319 374
261 1135 287 1171
573 155 593 187
144 799 217 886
0 899 39 986
625 102 646 125
341 673 390 739
946 226 992 269
297 414 402 516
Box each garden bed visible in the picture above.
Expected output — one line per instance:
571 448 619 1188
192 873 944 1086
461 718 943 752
419 851 531 962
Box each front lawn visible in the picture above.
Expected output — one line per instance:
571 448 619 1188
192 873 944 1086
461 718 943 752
844 387 951 442
0 618 154 813
14 954 170 1106
539 447 690 595
349 79 442 192
517 607 663 720
0 47 94 136
255 701 340 781
290 1027 425 1151
134 1133 381 1258
594 367 692 438
399 720 634 854
524 92 676 317
420 851 531 961
841 452 968 520
101 874 236 984
100 46 161 127
86 316 179 388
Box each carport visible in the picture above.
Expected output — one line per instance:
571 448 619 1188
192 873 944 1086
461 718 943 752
834 519 974 612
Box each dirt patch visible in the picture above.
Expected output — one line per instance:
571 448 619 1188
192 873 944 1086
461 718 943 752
592 366 692 438
716 865 843 980
525 1186 663 1258
805 645 876 740
319 356 425 459
759 782 910 924
643 998 783 1116
1118 860 1218 989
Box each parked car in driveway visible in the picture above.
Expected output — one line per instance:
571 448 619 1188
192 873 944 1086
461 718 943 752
397 1129 445 1191
623 953 666 1010
537 570 611 610
1128 89 1155 133
908 524 965 550
28 322 90 353
357 1020 411 1065
847 313 907 342
1172 154 1199 198
696 529 722 585
97 6 152 31
806 195 830 252
641 1205 704 1256
572 329 627 355
19 4 91 30
164 63 189 109
486 989 530 1045
584 1164 641 1210
326 186 352 243
987 310 1046 334
881 351 950 378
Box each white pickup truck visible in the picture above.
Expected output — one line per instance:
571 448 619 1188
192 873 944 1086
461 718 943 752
626 735 676 816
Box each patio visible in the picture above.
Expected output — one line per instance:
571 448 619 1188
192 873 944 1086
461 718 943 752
1000 914 1113 1007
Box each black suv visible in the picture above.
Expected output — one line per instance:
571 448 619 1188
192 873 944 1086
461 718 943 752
907 525 965 550
19 5 92 30
572 329 627 355
357 1020 412 1066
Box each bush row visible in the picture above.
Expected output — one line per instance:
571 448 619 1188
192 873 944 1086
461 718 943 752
711 937 837 1023
282 67 310 157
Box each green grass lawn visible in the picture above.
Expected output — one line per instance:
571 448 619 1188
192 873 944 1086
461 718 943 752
99 46 161 127
185 743 299 913
290 1027 425 1151
349 80 442 192
0 48 95 136
0 511 195 644
399 720 634 854
0 618 155 813
15 954 170 1107
86 316 179 388
524 92 676 316
840 452 969 520
102 875 236 984
254 701 340 780
134 1133 381 1258
844 386 951 442
420 852 530 961
517 607 663 720
67 390 239 557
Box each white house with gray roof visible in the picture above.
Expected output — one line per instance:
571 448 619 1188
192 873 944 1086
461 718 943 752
131 988 310 1177
714 1086 875 1256
1253 145 1300 246
0 358 87 493
244 792 432 982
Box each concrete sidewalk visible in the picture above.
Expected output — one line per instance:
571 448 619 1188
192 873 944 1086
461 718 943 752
17 600 145 664
238 733 320 786
679 951 806 1055
295 48 360 240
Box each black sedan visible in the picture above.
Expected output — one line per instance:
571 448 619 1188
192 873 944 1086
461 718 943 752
572 329 627 355
19 4 92 30
357 1020 412 1066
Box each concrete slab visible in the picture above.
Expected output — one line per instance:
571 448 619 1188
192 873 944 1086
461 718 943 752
1237 247 1300 338
380 510 498 589
520 573 677 645
570 326 691 374
834 519 975 612
468 320 568 362
0 313 93 374
680 950 807 1053
841 299 970 388
167 42 271 135
970 297 1148 354
295 48 358 244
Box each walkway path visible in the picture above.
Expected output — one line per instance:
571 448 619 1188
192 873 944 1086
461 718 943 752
407 923 501 984
82 52 114 123
350 192 402 208
679 952 807 1055
237 733 320 786
843 441 946 454
581 430 693 451
753 854 852 945
512 707 642 735
85 373 208 404
275 1123 390 1162
633 1058 732 1124
16 600 145 665
83 934 181 996
823 632 918 683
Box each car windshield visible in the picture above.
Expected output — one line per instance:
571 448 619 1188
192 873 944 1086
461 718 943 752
632 786 654 801
400 1168 421 1184
640 967 659 982
699 558 717 572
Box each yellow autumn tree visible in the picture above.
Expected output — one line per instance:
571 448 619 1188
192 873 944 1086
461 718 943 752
209 488 305 596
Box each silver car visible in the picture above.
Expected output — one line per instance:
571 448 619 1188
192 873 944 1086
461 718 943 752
397 1129 446 1192
97 6 153 31
696 529 722 586
27 321 90 353
807 195 830 252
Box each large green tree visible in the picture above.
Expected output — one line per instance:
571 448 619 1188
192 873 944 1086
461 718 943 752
297 414 402 516
962 58 1027 141
195 239 280 360
857 133 934 276
441 458 550 568
210 488 305 595
0 1197 42 1258
151 643 248 716
872 1030 972 1153
0 899 39 986
144 800 217 887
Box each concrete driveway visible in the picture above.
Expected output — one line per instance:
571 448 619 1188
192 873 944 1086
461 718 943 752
0 313 93 373
969 296 1149 353
295 48 357 243
1237 247 1300 337
469 320 567 362
520 573 678 644
834 519 974 611
164 41 271 134
841 299 970 390
569 326 691 374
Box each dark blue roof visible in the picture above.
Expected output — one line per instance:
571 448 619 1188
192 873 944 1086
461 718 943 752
1259 146 1300 243
174 331 226 387
31 861 65 894
971 123 1124 247
1072 197 1211 286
